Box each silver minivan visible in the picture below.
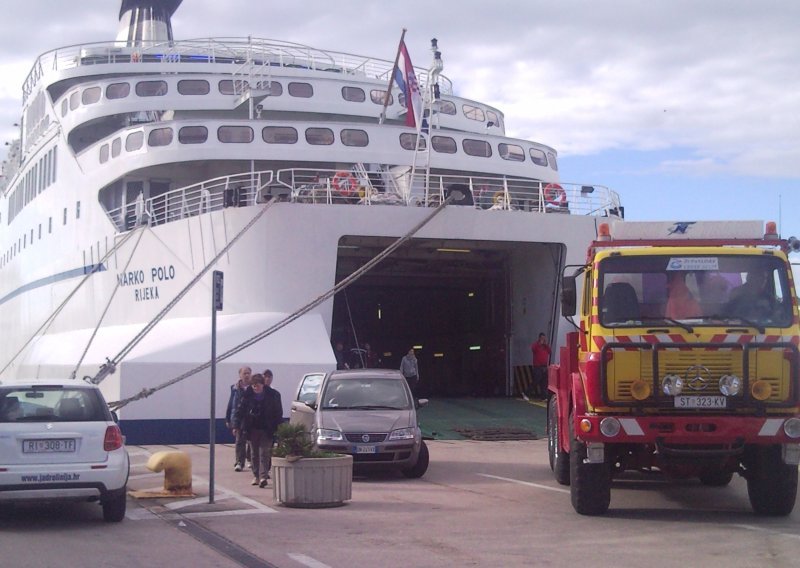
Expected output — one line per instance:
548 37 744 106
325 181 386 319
290 369 429 478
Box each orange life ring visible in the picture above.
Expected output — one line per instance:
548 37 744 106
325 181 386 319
544 183 567 207
332 171 358 196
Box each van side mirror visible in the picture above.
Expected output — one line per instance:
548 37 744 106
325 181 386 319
561 275 577 317
416 398 429 409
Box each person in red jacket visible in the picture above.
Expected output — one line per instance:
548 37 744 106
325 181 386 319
530 333 551 399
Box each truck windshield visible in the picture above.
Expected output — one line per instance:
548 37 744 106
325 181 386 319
598 254 793 329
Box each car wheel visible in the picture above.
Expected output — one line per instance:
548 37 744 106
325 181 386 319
402 440 429 479
102 489 127 523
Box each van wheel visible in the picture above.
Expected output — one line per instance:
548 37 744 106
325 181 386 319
102 490 127 523
548 396 570 485
569 416 611 515
402 441 429 479
747 446 798 516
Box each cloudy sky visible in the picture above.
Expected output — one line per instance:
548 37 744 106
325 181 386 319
1 0 799 244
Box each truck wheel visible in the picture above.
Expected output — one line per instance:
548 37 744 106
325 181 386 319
569 416 611 515
102 489 127 523
548 396 570 485
746 446 798 516
401 440 429 479
699 469 733 487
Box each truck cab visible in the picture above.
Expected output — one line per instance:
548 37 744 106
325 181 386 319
549 220 800 515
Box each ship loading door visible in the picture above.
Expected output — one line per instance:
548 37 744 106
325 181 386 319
332 237 564 398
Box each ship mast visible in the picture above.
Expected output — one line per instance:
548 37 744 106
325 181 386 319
116 0 182 45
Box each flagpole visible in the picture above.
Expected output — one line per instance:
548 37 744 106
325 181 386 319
379 28 406 125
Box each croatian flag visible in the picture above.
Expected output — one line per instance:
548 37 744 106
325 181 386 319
393 40 423 128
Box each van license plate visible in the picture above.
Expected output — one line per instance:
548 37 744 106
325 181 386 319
674 396 726 409
23 439 77 453
356 445 376 454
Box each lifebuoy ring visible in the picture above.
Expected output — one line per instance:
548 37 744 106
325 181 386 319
544 183 567 207
332 171 358 196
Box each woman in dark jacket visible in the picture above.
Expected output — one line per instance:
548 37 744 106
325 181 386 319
232 373 282 487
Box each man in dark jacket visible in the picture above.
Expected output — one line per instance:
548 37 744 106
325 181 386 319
233 371 283 488
225 366 252 471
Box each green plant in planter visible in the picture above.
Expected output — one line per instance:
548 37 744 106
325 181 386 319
272 422 336 462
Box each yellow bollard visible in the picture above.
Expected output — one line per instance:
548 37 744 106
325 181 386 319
146 450 194 496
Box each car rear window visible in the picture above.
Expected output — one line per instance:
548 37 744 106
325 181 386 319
321 378 410 409
0 387 110 423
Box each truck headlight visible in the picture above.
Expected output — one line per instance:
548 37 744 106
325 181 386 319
600 417 621 437
317 428 343 442
783 418 800 439
389 428 415 440
631 379 652 401
718 374 742 396
662 374 683 396
751 380 772 401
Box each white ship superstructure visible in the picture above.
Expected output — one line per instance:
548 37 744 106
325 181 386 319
0 1 622 443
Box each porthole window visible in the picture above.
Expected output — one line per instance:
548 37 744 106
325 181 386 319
370 90 393 105
437 100 456 115
82 87 101 105
431 136 457 154
69 91 80 111
99 144 109 163
148 127 174 147
305 127 334 145
178 126 208 144
499 143 525 162
399 133 426 151
462 104 485 122
177 79 210 95
218 80 250 95
125 131 144 151
341 129 369 147
136 80 168 97
547 152 558 171
288 82 313 98
529 148 548 167
341 86 366 102
111 138 121 157
255 81 283 96
61 99 68 117
106 82 130 100
462 139 492 158
217 126 254 143
262 126 298 144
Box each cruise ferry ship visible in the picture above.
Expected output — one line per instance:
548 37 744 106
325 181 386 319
0 0 622 443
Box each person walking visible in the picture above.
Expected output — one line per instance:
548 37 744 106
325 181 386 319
400 348 419 394
225 366 252 471
233 372 283 488
531 333 552 399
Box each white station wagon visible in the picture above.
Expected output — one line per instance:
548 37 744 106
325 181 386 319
0 378 130 522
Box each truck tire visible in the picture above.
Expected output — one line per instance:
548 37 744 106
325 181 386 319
569 415 611 515
548 396 570 485
746 446 798 516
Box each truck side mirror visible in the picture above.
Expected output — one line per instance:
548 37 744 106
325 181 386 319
561 275 577 317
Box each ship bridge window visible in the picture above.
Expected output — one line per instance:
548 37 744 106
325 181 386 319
126 131 144 151
342 86 366 102
218 80 250 95
499 143 525 162
218 126 254 143
288 82 314 98
99 144 109 163
82 87 101 105
341 129 368 147
178 80 210 95
262 126 298 144
547 152 558 171
61 99 68 117
462 104 485 122
179 126 208 144
436 100 457 115
487 110 500 127
431 136 457 154
305 128 334 145
69 91 80 111
136 80 168 97
400 133 426 151
370 90 393 105
529 148 548 167
148 127 174 147
112 138 121 157
106 82 131 100
256 81 283 96
463 139 492 158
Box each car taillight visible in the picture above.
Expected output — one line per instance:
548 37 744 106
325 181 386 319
104 425 123 451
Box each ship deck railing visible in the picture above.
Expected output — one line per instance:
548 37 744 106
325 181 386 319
24 38 452 103
104 169 622 233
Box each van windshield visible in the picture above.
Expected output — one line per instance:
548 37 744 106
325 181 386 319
321 378 410 410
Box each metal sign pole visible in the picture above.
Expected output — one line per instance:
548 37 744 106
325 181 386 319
209 270 224 504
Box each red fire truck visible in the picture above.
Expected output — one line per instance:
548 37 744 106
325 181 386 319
548 220 800 515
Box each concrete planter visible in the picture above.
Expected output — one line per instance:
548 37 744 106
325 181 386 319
272 454 353 508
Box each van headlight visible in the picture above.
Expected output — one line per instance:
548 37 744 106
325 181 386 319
317 428 343 442
389 428 415 440
662 374 683 396
718 374 742 396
